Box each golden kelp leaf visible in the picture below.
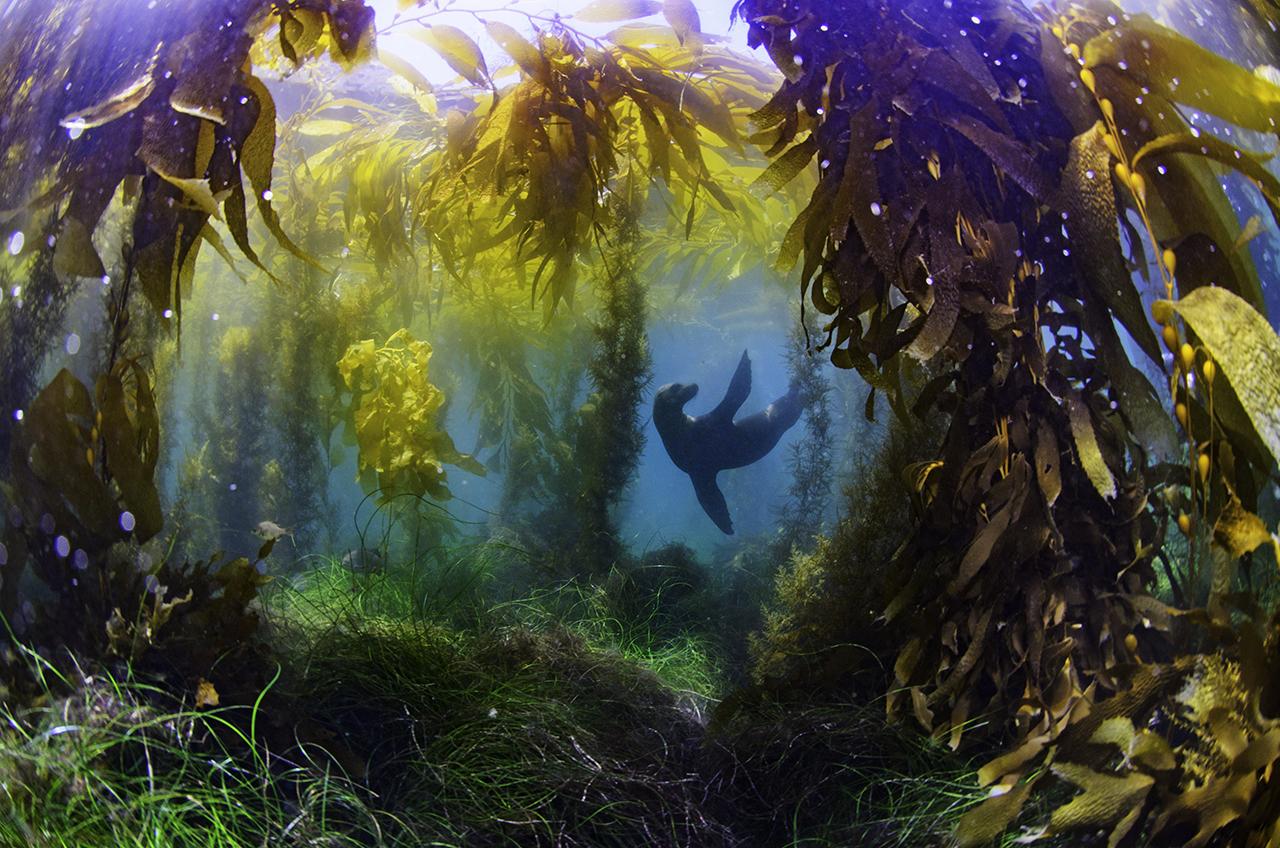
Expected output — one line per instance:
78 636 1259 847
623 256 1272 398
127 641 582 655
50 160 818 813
1089 717 1176 771
1068 393 1116 500
1232 214 1263 253
977 732 1048 787
52 216 105 278
1164 286 1280 466
485 21 549 81
156 175 223 219
1154 772 1254 848
955 781 1037 848
662 0 701 46
631 67 740 150
1084 16 1280 136
337 330 484 501
378 48 433 93
608 23 683 49
1048 762 1154 834
413 24 489 87
575 0 662 22
195 678 219 709
193 120 216 177
298 118 356 136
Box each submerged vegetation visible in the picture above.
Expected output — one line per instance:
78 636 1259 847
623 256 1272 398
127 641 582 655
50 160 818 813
1 0 1279 845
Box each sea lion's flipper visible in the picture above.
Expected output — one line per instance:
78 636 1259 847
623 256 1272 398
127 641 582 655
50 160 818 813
691 471 734 535
709 350 752 424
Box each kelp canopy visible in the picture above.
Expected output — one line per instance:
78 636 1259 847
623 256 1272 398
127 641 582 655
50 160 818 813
0 0 1279 845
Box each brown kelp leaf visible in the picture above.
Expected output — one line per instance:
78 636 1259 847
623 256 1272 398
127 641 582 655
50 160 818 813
59 53 157 131
222 181 275 283
1084 16 1280 136
195 678 220 709
906 230 962 361
1068 392 1116 500
95 373 162 541
575 0 662 22
139 107 203 179
413 24 489 87
1163 286 1280 465
1131 133 1280 226
52 216 105 278
1034 424 1062 507
1048 762 1154 834
239 77 322 269
846 100 896 282
129 361 161 478
196 223 251 285
16 370 117 540
238 77 275 193
940 111 1054 201
751 134 816 197
1059 123 1162 365
327 0 377 68
169 25 250 123
1213 487 1276 562
949 495 1016 595
955 780 1037 848
1083 297 1177 459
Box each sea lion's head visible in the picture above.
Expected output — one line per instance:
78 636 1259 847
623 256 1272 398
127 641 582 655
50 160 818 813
654 382 698 413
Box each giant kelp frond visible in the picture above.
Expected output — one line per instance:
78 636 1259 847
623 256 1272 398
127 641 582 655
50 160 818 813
337 328 485 502
735 0 1280 844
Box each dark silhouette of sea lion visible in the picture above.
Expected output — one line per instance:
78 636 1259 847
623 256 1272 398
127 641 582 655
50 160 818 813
653 350 805 534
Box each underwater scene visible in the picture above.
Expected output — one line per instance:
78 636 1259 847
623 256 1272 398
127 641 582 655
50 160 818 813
2 0 1280 845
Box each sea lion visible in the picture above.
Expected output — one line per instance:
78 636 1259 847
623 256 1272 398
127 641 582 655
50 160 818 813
653 350 805 534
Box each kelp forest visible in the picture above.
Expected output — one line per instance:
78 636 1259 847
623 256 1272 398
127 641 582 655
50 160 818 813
1 0 1280 845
